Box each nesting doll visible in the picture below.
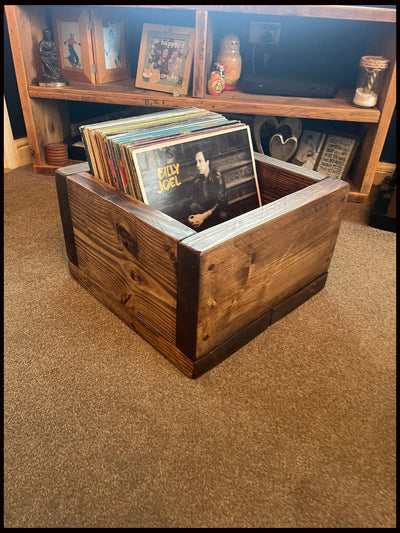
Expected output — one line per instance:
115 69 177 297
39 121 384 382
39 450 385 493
216 33 242 90
207 62 225 96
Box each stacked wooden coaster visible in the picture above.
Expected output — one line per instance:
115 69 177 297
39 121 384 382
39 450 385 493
44 143 69 167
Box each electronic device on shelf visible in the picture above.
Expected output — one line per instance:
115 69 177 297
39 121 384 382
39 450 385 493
239 74 338 98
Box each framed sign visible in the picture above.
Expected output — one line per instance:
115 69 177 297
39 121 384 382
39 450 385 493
315 132 359 180
135 24 194 95
51 7 129 84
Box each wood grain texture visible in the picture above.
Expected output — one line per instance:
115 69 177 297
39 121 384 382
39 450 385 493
192 309 273 378
65 172 194 345
69 261 196 378
255 152 324 204
28 83 381 123
270 272 328 324
5 6 71 166
69 261 328 378
113 5 396 22
350 23 396 195
177 177 349 359
192 271 328 377
192 10 208 98
55 171 78 267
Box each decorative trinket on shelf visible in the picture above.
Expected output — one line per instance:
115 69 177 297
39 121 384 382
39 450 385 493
253 116 302 159
38 28 68 87
44 142 69 166
352 55 389 108
269 133 298 162
207 62 225 96
216 33 242 90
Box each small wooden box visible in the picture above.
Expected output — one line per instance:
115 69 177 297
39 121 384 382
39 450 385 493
56 154 349 378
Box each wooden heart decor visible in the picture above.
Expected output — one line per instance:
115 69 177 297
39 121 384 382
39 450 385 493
253 115 302 159
269 133 298 161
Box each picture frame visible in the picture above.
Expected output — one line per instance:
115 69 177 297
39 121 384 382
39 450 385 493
135 23 195 95
89 8 130 84
290 129 326 170
51 7 93 83
51 7 129 84
315 132 359 180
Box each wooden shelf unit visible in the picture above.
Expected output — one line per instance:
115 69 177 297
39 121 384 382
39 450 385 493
5 4 396 202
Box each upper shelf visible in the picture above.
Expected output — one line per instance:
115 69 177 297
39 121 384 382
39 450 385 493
28 82 381 123
114 5 396 22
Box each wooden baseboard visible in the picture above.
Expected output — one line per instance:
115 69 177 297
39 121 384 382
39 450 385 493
3 137 32 171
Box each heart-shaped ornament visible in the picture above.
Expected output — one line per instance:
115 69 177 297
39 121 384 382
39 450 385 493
253 116 302 155
269 133 298 161
277 117 302 139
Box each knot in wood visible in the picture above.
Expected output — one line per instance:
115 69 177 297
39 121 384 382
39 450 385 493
116 224 138 257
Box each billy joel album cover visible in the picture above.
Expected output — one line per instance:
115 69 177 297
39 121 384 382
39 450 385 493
131 124 261 231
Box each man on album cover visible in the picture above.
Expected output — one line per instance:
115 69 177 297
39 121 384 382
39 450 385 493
188 148 228 230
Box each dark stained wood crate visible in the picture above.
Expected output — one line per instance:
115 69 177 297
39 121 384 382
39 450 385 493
56 153 349 378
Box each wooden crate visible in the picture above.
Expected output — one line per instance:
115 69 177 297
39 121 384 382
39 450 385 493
56 154 349 378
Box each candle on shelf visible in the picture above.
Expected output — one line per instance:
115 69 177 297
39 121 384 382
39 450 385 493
352 55 389 108
353 87 378 107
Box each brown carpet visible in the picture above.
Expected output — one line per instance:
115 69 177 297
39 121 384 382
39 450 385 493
4 165 396 528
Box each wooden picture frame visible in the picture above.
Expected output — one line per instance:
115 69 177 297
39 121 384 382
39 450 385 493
51 7 129 84
290 129 326 170
135 24 195 95
89 8 130 84
315 132 359 180
51 7 93 83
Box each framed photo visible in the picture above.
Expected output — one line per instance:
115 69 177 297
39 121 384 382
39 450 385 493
315 132 359 180
51 7 129 84
135 24 195 95
290 129 326 170
51 7 93 83
89 8 130 84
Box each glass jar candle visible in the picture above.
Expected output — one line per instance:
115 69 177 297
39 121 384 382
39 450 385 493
352 56 389 108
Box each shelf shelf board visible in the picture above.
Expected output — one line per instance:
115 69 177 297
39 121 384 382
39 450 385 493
114 5 396 23
28 81 381 123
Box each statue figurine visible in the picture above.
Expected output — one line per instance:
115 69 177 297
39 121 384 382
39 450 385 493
38 28 67 87
216 33 242 90
207 62 225 96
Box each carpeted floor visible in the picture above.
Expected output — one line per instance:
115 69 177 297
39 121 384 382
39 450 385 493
4 164 396 528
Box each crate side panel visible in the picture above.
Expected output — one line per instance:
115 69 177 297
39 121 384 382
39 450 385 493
254 152 325 204
66 177 182 344
69 261 196 378
55 171 78 266
186 178 348 358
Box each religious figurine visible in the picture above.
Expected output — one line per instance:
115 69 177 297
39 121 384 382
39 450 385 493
216 33 242 90
38 28 68 87
207 62 225 96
